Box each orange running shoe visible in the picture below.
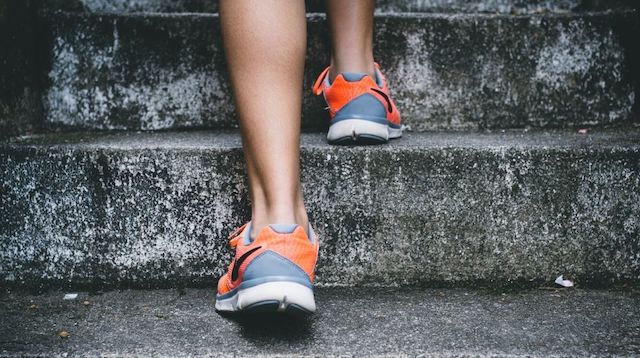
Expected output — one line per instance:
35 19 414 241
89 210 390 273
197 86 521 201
215 222 319 314
313 62 402 145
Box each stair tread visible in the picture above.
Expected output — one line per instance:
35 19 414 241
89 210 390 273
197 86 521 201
1 287 638 356
6 128 640 150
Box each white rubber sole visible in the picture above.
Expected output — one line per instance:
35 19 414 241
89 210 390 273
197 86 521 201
327 118 402 144
215 281 316 314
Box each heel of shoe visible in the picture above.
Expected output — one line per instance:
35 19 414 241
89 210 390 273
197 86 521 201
328 118 390 144
215 250 316 314
240 281 316 313
215 280 316 314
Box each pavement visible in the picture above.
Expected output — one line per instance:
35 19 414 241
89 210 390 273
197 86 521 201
1 287 639 357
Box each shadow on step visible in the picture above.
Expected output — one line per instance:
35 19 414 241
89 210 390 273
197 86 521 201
218 311 314 342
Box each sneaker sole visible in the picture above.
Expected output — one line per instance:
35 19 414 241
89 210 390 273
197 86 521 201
327 118 402 145
215 281 316 314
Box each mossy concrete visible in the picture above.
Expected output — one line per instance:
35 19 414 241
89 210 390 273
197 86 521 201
1 130 638 288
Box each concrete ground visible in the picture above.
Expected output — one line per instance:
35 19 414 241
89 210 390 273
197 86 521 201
1 287 639 357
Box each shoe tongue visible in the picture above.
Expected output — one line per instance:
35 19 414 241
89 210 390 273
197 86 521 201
243 222 254 244
373 68 384 88
246 223 314 244
270 224 314 243
242 222 298 245
268 224 298 234
341 72 368 82
245 223 312 244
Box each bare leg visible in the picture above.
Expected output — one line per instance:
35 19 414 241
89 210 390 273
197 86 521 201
325 0 376 81
219 0 308 236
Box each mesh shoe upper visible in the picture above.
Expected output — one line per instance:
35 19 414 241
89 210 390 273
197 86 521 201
312 62 401 127
217 223 319 296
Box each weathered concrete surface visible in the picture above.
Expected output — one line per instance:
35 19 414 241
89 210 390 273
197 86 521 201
1 130 639 288
0 1 41 138
40 11 638 132
41 12 233 131
42 0 637 14
1 287 639 356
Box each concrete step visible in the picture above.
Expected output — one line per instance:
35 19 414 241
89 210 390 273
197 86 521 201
1 129 639 288
0 2 41 139
40 10 639 132
1 287 639 356
44 0 637 14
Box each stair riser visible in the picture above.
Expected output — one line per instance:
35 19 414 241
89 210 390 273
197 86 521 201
2 139 638 287
41 12 638 132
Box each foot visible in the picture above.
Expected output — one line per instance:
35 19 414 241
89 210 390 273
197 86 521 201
313 62 402 145
215 222 319 314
